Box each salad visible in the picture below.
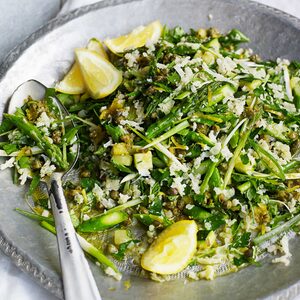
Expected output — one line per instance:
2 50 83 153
1 20 300 282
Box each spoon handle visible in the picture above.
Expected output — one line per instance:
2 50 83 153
49 173 102 300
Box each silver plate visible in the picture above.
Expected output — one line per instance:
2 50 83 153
1 0 300 299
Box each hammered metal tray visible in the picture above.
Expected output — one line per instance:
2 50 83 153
1 0 300 299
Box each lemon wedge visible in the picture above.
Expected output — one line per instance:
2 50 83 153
55 62 85 95
55 38 108 94
141 220 198 275
87 38 109 60
75 48 122 99
105 20 163 54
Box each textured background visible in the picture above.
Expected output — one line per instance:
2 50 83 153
0 1 299 299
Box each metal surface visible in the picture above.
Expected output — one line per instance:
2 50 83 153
1 0 300 299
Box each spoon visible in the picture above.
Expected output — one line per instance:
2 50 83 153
8 80 102 300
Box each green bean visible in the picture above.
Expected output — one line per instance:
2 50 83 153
237 181 252 193
194 131 215 147
105 199 142 214
229 128 239 149
193 160 211 175
191 113 224 124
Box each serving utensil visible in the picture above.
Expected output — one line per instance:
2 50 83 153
8 79 102 300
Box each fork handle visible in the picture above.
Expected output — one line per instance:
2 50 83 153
49 173 102 300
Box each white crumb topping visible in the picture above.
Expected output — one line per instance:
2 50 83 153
104 267 122 281
217 57 237 75
221 145 233 161
210 142 222 155
105 178 120 191
120 120 144 131
124 50 140 67
35 112 53 128
40 160 56 178
18 168 31 185
214 187 235 200
92 184 115 208
74 193 84 205
0 157 15 170
171 177 186 196
118 193 131 204
272 234 293 266
226 97 246 116
41 210 50 217
158 99 175 114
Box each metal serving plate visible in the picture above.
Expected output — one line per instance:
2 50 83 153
1 0 300 299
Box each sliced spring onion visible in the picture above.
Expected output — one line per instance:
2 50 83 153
106 199 142 214
285 173 300 180
143 120 189 149
249 140 285 180
129 126 187 171
223 121 250 188
253 213 300 246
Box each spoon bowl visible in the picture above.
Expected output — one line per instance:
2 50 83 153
8 79 80 177
8 79 102 300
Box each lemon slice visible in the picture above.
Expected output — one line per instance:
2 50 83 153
75 48 122 99
105 20 163 54
55 38 108 94
141 220 197 275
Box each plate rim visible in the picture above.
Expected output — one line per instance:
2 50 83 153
1 0 300 299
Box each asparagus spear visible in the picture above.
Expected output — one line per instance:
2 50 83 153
145 82 224 139
15 208 120 274
40 221 120 274
4 113 68 170
77 211 128 233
